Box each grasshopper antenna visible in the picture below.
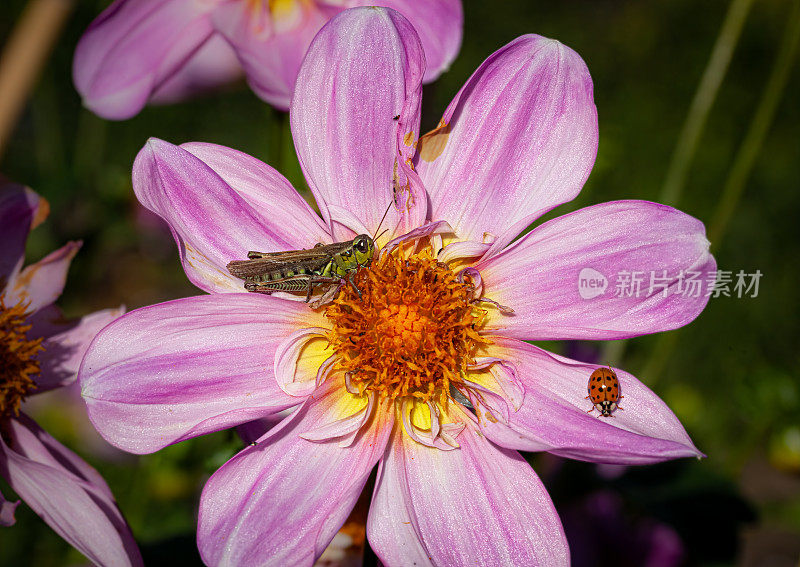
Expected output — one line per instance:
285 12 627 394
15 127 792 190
372 199 394 243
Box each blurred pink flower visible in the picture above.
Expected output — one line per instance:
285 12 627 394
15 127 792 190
0 180 141 566
79 8 715 565
73 0 463 119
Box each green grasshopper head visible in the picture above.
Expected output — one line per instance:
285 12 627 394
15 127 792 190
352 234 375 267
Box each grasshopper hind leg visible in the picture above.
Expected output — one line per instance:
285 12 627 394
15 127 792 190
304 276 342 304
243 283 276 294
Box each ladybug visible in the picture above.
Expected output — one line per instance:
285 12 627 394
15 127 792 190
586 367 623 417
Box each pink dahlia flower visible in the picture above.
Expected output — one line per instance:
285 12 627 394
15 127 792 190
79 8 715 565
0 180 141 566
73 0 462 119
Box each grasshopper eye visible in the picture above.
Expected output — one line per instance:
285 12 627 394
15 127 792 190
354 237 369 253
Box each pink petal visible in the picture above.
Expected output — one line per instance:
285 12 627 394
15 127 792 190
179 141 330 244
300 392 376 444
368 424 569 566
73 0 216 120
381 220 452 255
398 399 461 451
28 306 125 393
416 35 598 251
0 180 44 285
6 414 114 499
213 0 459 108
479 339 702 464
24 303 65 338
349 0 462 83
211 1 329 110
150 34 243 104
479 200 716 340
235 412 292 446
197 380 393 566
469 357 525 411
4 241 80 313
438 239 492 264
273 327 331 397
0 415 142 566
132 138 327 294
0 489 19 526
79 294 321 454
291 7 427 241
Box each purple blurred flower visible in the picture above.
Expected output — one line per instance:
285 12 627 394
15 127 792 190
562 491 686 567
79 8 715 565
73 0 463 119
0 180 141 566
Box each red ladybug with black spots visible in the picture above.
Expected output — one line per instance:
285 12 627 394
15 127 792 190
586 366 623 417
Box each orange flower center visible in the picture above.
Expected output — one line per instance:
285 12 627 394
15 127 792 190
325 251 489 405
0 294 42 420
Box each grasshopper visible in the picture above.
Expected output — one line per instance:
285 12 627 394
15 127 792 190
226 234 376 305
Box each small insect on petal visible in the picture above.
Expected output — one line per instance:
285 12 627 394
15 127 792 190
226 235 376 306
586 366 624 417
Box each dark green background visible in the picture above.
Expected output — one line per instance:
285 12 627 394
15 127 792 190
1 0 798 565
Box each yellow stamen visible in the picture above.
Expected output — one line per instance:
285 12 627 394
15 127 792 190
268 0 298 18
0 294 42 419
244 0 304 33
326 250 490 407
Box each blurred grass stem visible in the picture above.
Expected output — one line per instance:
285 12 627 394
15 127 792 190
644 0 800 386
708 0 800 246
0 0 74 158
601 0 753 370
603 0 753 372
659 0 754 207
